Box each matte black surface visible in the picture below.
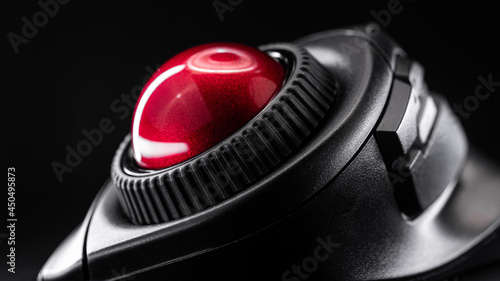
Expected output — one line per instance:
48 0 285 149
83 27 396 280
49 139 500 280
3 1 500 280
37 26 499 281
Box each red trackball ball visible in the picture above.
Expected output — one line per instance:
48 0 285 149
131 43 286 169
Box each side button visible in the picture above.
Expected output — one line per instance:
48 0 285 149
376 79 418 161
375 60 442 217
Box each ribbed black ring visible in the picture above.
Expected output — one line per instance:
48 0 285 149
111 43 339 225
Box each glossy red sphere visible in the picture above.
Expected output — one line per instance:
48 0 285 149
132 43 286 169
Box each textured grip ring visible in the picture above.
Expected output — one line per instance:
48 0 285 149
111 43 339 224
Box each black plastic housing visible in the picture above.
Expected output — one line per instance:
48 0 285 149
38 25 500 281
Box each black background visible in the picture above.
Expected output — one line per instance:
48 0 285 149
2 0 499 280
